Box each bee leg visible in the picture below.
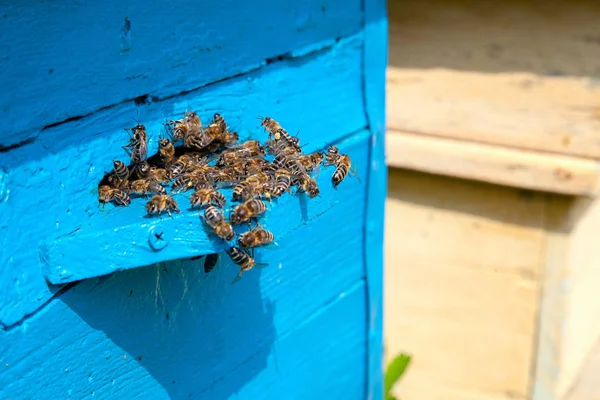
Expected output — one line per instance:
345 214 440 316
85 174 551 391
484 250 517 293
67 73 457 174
231 269 243 285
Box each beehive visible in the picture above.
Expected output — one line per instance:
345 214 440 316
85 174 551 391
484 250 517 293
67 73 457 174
0 1 387 398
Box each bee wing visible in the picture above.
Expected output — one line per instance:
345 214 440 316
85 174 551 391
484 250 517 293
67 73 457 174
350 165 363 185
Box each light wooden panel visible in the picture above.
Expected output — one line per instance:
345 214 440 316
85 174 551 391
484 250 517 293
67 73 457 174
386 129 600 196
387 0 600 158
385 168 545 400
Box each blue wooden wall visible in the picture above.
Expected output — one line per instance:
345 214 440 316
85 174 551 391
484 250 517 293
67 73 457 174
0 0 387 398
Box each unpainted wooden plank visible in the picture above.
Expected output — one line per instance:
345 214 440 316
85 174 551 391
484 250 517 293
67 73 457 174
557 196 600 397
386 129 600 196
387 0 600 158
385 168 546 400
0 0 362 147
0 35 367 327
563 339 600 400
386 67 600 159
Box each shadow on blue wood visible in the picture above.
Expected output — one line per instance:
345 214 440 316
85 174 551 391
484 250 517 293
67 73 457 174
63 259 277 399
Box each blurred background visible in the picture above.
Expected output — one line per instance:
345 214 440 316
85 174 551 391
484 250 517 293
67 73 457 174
383 1 600 399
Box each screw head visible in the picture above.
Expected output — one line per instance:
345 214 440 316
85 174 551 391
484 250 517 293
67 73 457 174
148 226 169 251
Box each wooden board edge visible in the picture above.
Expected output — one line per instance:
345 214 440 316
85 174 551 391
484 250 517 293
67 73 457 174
386 129 600 197
532 196 573 400
363 0 388 398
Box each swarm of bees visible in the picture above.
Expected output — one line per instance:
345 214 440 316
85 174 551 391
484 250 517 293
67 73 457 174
97 112 357 283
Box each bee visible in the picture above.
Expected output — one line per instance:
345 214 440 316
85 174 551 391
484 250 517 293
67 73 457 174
167 111 202 141
107 173 129 190
170 153 202 177
298 151 324 172
238 226 275 248
243 158 274 176
159 138 176 166
166 118 188 142
332 154 353 187
203 253 219 273
231 199 267 225
275 155 306 179
98 185 131 206
147 168 172 184
146 195 180 216
222 131 239 147
190 187 226 209
171 173 202 193
297 174 320 198
232 177 262 202
218 141 265 166
123 124 148 164
213 113 227 132
112 160 130 182
266 139 299 156
185 111 202 132
271 169 292 197
202 205 235 241
129 179 166 198
261 117 285 140
226 246 256 282
324 145 340 166
132 160 152 180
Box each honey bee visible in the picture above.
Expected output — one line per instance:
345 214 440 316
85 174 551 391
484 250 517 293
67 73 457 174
171 173 203 193
324 145 340 166
98 185 131 206
271 169 292 197
146 195 180 216
132 160 152 180
332 154 352 187
170 153 203 177
266 139 299 156
217 140 265 166
203 253 219 273
231 199 267 225
297 174 320 198
298 151 324 172
190 187 226 209
232 173 270 202
123 124 148 164
261 117 285 140
147 168 172 184
226 246 256 282
129 179 166 198
112 160 130 181
222 131 239 147
159 138 176 166
202 205 235 241
238 226 275 248
167 111 202 141
185 111 202 131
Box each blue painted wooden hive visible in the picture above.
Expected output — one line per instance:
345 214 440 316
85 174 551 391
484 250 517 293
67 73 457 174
0 1 387 398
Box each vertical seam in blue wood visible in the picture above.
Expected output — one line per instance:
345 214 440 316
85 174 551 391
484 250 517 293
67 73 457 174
361 0 388 399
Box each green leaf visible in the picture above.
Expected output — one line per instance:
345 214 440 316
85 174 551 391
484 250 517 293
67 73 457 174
384 353 412 396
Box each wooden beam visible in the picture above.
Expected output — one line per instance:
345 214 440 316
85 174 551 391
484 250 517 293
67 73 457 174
386 129 600 196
